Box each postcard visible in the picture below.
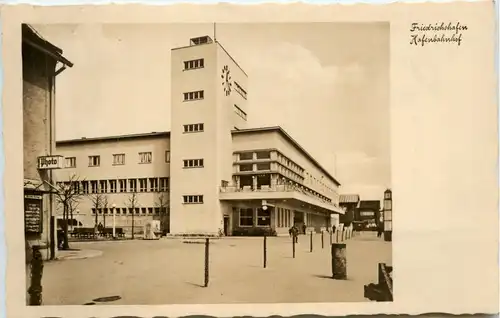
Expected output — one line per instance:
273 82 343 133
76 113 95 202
1 2 497 317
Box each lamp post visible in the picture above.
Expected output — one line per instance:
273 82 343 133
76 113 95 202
112 203 116 239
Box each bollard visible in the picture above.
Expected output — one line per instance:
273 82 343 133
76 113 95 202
329 231 333 245
321 231 324 249
292 235 296 258
28 246 44 305
204 238 209 287
310 231 313 252
331 243 347 280
263 235 267 268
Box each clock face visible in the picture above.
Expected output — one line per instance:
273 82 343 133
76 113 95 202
221 65 232 96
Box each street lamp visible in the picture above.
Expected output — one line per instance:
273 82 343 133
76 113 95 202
112 203 116 239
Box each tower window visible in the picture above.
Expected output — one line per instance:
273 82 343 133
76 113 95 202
183 90 204 101
184 58 205 70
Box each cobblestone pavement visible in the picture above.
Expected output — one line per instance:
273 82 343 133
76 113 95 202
42 232 391 305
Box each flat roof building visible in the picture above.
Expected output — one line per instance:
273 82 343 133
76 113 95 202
54 36 343 236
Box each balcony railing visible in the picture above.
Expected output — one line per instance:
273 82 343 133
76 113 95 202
220 184 339 208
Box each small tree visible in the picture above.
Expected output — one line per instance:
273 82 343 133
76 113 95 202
126 191 138 239
89 192 109 232
45 174 84 250
155 191 170 234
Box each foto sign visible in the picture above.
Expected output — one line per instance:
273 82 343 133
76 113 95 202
37 155 64 170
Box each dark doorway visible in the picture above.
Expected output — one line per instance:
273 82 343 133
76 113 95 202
223 216 230 236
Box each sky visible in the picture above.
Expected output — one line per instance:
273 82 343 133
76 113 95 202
34 23 390 201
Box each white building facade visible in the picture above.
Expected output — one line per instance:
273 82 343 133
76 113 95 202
54 36 343 236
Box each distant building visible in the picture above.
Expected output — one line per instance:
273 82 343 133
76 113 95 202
356 200 381 229
55 35 344 236
339 194 360 225
22 24 73 260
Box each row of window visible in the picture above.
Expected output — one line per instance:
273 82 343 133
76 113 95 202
237 207 271 227
234 82 248 100
239 162 271 172
65 151 171 168
183 159 204 168
183 123 204 133
92 207 168 215
238 150 272 161
184 58 204 70
276 153 304 175
58 177 169 194
234 104 247 121
183 195 203 204
183 90 204 101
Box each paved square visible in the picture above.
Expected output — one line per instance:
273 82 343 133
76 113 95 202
42 232 391 305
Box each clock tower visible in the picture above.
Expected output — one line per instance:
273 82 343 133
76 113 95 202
169 35 249 235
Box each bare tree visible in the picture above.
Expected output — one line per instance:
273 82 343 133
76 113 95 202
125 191 139 239
68 199 80 231
155 191 170 235
89 192 109 236
44 174 84 250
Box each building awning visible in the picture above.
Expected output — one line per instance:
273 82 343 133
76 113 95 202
339 194 360 204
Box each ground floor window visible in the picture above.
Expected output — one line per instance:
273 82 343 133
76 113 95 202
239 208 254 226
257 207 271 226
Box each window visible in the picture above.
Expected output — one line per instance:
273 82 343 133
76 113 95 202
159 177 169 192
141 208 147 214
183 123 204 133
256 163 271 171
155 207 160 215
139 152 152 164
257 208 271 226
149 178 158 192
135 208 140 215
110 180 117 193
239 208 254 226
165 151 171 163
82 181 89 194
239 152 253 160
90 180 98 194
256 151 271 159
91 208 96 215
183 195 204 204
234 104 247 121
138 178 147 192
148 208 154 214
121 208 127 214
239 164 253 172
113 154 125 165
183 90 204 101
129 179 137 192
65 157 76 168
119 179 127 192
88 155 100 167
183 158 204 168
234 81 248 99
184 58 204 70
99 180 108 193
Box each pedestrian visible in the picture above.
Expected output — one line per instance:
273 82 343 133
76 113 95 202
377 226 383 237
302 223 306 235
288 226 293 237
332 224 336 234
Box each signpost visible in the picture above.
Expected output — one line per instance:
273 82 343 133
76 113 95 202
24 194 43 234
37 155 64 170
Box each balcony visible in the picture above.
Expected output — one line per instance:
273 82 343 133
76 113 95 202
219 184 343 214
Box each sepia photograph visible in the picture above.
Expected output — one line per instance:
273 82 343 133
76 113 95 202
22 22 392 306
